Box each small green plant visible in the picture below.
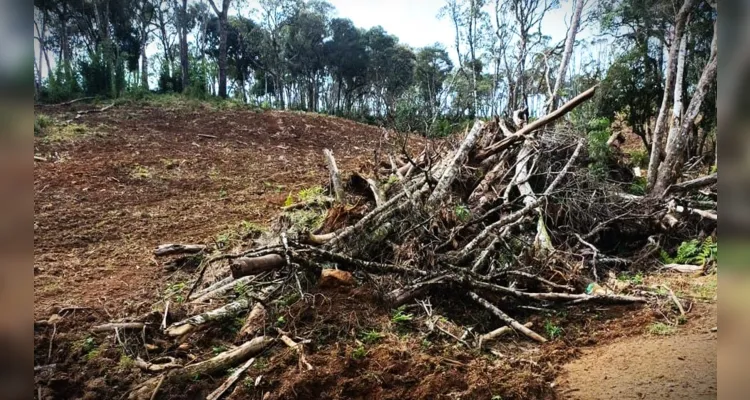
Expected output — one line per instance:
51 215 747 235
628 177 648 195
243 376 255 388
130 164 152 179
617 272 644 285
34 114 53 136
647 322 676 336
391 306 414 324
361 330 384 344
544 320 563 340
276 316 286 326
254 358 268 371
627 149 649 169
351 345 367 360
234 281 249 297
454 204 471 222
212 345 228 355
219 188 228 200
284 193 295 207
491 396 504 400
421 339 433 349
297 186 324 202
240 220 266 238
119 355 135 369
164 282 186 303
660 237 717 265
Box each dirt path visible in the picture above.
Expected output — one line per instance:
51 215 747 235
559 302 717 400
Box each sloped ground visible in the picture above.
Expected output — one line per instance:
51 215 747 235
34 102 716 399
34 103 401 320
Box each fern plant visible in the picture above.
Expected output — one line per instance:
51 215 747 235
660 237 717 265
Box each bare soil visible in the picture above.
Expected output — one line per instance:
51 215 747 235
34 102 717 400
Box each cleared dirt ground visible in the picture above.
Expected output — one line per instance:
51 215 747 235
34 102 717 400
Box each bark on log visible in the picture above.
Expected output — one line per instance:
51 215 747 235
468 292 547 343
662 263 703 273
230 254 286 279
190 276 256 304
384 276 448 306
664 173 717 195
426 120 485 209
165 299 251 337
365 177 386 207
154 244 206 257
134 357 182 372
323 149 345 202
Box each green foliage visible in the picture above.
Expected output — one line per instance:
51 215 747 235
543 320 563 340
627 149 649 169
391 306 414 324
351 345 367 360
43 62 82 102
360 330 384 344
297 186 325 202
454 204 471 222
628 176 647 195
660 237 717 265
586 118 613 180
647 322 676 336
212 345 228 355
34 114 53 136
617 272 644 285
119 355 135 369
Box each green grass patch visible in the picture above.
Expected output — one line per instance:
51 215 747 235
360 330 384 344
647 322 676 336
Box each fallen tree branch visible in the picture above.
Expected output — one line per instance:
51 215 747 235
92 322 145 332
230 254 286 278
664 173 717 196
129 336 272 400
280 334 313 371
154 244 206 257
205 357 256 400
477 85 598 160
165 299 250 337
479 322 534 347
468 292 547 343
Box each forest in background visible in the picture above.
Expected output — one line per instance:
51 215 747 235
34 0 716 193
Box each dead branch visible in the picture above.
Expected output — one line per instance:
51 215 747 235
92 322 146 332
479 322 534 347
238 303 267 338
468 292 547 343
135 357 183 372
323 149 345 202
280 334 313 371
165 299 250 337
664 173 717 195
205 357 256 400
154 244 206 257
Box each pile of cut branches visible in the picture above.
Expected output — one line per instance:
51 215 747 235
124 85 716 399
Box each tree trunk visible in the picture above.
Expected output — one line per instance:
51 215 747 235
652 21 717 196
140 39 149 90
180 0 190 91
646 0 697 191
548 0 584 113
209 0 231 98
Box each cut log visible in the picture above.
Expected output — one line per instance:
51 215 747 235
230 254 286 279
154 244 206 257
468 292 547 343
238 303 267 338
323 149 345 202
165 299 251 337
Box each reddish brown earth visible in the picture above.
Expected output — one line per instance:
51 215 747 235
34 102 716 400
34 103 401 320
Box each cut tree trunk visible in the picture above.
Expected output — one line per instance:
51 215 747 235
548 0 585 113
154 244 205 257
230 254 286 278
